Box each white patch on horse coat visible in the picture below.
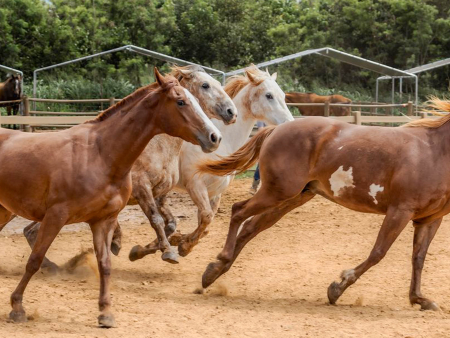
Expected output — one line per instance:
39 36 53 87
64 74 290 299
237 223 244 236
338 146 344 150
329 166 355 197
340 269 356 285
369 184 384 205
183 88 221 137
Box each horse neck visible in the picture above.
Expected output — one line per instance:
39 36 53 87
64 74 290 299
92 92 164 178
216 89 257 153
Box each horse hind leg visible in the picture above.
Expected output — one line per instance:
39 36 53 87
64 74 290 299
203 190 315 288
327 208 413 306
110 221 122 256
409 218 442 311
23 221 60 273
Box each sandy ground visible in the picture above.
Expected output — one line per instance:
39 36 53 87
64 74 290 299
1 178 450 337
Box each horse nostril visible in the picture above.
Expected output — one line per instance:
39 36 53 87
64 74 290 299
210 133 221 144
227 108 234 116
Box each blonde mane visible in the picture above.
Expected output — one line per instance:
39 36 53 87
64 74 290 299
170 65 205 79
402 98 450 128
224 65 269 99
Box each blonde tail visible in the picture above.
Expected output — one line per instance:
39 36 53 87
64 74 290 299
197 126 276 176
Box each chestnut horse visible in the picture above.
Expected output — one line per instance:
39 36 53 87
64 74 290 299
129 65 293 262
285 92 351 116
198 99 450 311
15 65 236 268
0 68 221 327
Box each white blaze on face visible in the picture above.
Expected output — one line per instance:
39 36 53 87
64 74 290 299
183 88 221 137
329 165 355 197
369 184 384 205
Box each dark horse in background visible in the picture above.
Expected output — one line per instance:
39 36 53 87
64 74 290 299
0 74 22 129
285 92 351 116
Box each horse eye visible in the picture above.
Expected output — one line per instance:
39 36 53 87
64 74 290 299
202 83 210 89
177 100 185 106
266 93 273 100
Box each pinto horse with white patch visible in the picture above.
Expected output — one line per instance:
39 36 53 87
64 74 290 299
198 99 450 311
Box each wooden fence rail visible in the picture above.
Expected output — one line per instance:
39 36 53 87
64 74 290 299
0 97 435 131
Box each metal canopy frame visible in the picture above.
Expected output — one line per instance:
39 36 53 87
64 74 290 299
225 47 417 106
33 45 225 98
377 57 450 106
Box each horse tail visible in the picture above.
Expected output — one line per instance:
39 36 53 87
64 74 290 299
198 126 277 176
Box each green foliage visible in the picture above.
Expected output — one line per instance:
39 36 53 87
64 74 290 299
1 0 450 101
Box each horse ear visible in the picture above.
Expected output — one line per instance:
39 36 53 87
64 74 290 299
246 69 257 84
154 67 165 87
271 72 278 81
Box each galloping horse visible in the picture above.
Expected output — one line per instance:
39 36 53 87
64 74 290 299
14 65 236 268
129 65 293 262
199 99 450 311
285 92 351 116
0 74 22 128
0 68 221 327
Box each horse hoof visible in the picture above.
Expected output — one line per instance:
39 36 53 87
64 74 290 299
129 245 144 262
327 282 341 305
111 242 121 256
9 310 27 323
41 261 61 275
421 301 440 311
168 231 183 246
98 313 116 328
202 261 225 289
161 250 179 264
178 241 192 257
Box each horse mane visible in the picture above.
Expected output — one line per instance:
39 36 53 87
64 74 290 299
87 74 178 124
170 65 205 79
224 65 269 99
402 98 450 129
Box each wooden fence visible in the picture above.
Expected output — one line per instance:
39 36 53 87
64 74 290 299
0 97 439 132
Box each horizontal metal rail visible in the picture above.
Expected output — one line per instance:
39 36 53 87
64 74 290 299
30 111 99 116
29 98 115 103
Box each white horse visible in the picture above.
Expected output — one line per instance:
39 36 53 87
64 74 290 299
130 64 294 259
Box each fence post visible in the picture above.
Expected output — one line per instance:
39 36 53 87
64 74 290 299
407 101 413 116
324 101 330 117
109 97 115 107
352 111 361 125
23 96 31 132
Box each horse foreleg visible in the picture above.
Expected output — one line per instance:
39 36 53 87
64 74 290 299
89 218 117 328
409 218 442 311
327 208 413 306
23 221 60 273
177 182 214 257
156 195 177 237
10 211 66 322
201 195 222 239
203 191 315 289
129 183 178 264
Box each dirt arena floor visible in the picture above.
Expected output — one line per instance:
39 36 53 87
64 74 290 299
1 177 450 337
